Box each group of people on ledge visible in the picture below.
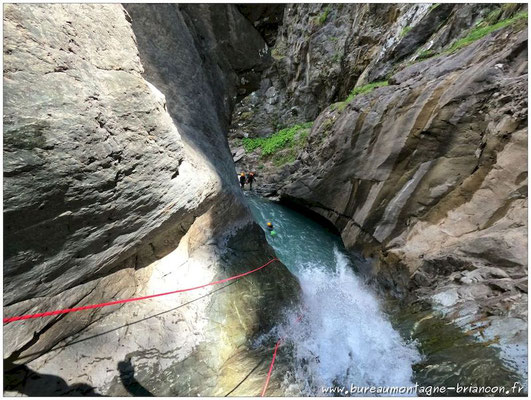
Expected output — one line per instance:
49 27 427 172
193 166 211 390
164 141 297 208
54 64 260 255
239 172 256 190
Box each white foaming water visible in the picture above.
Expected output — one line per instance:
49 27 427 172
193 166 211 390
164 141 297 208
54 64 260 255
278 248 421 396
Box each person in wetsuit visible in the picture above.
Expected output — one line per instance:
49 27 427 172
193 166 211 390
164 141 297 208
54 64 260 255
247 172 256 190
239 172 246 189
266 222 277 236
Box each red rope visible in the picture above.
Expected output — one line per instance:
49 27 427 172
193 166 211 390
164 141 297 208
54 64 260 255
3 258 279 324
261 338 283 397
261 314 304 396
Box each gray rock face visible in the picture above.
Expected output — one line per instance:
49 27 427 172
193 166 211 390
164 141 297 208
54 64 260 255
237 4 285 47
4 4 298 396
228 4 528 376
277 24 528 371
228 3 502 142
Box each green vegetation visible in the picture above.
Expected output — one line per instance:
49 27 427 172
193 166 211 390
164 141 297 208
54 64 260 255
321 117 335 135
272 149 298 167
446 11 527 53
331 51 342 63
271 48 285 60
242 122 313 166
317 7 331 25
501 3 520 15
346 81 389 100
417 49 436 61
332 81 389 111
400 26 412 37
271 42 287 61
484 8 502 26
409 9 527 66
239 111 254 120
318 117 336 144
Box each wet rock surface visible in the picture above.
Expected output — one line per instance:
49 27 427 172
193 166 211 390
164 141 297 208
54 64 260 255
295 26 527 376
229 3 528 379
3 2 529 394
4 4 298 396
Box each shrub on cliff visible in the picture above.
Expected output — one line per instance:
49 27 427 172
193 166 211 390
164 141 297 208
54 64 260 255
447 11 528 53
332 81 389 111
242 122 313 157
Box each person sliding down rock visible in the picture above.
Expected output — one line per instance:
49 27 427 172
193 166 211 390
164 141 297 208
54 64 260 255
247 172 256 190
266 222 277 236
239 172 246 189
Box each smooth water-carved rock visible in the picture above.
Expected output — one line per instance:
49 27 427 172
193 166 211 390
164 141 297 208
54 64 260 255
4 4 298 396
227 7 528 376
276 24 527 371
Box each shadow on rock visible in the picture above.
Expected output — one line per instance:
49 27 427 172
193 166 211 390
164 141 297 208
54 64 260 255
118 358 153 396
12 281 238 365
4 359 100 396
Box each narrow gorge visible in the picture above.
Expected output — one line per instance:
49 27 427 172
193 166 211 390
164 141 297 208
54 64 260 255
231 2 528 388
3 3 528 397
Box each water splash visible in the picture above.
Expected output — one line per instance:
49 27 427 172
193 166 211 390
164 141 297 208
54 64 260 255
278 248 421 395
245 194 524 395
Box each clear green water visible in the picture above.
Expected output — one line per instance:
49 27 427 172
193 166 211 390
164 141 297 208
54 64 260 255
244 193 526 397
245 193 344 275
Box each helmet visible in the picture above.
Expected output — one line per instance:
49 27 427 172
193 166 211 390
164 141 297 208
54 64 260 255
241 173 245 176
267 222 272 227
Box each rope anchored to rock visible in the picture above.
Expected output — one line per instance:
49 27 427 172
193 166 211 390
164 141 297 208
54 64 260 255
3 258 279 324
4 256 292 397
261 314 304 396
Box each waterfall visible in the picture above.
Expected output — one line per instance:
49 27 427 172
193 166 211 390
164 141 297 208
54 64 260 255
277 248 421 395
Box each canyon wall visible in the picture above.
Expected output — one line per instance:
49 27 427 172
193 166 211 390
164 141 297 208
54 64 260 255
4 4 298 395
231 3 528 375
3 2 528 392
230 3 506 140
